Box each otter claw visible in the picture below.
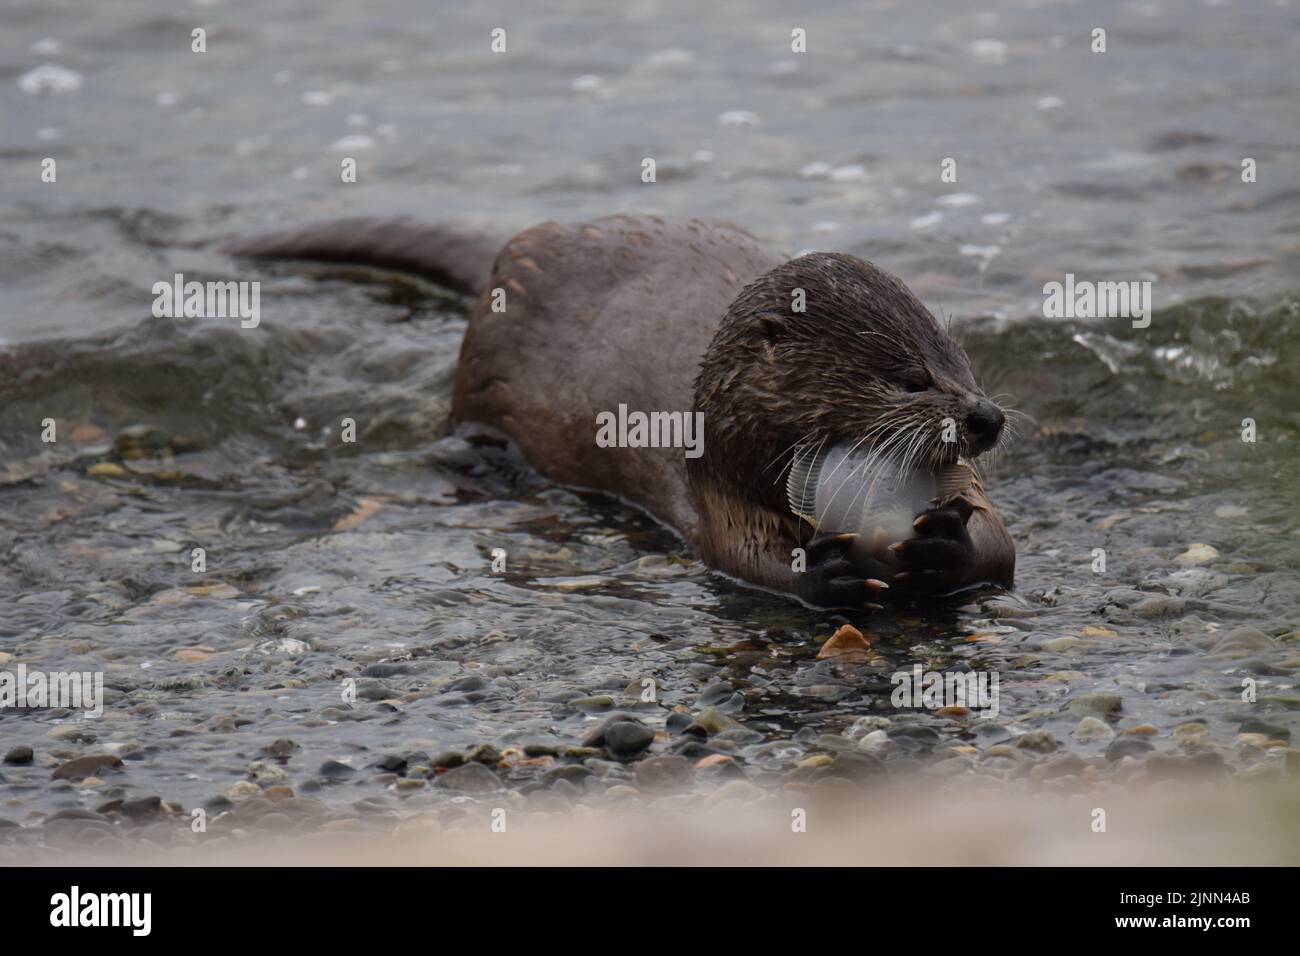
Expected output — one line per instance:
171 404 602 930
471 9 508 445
806 531 859 560
801 533 891 608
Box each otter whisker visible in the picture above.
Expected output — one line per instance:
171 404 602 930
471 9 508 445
765 430 821 482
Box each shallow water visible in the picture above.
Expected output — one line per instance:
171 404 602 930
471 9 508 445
1 0 1299 839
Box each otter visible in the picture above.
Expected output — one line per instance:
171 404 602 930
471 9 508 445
225 214 1015 608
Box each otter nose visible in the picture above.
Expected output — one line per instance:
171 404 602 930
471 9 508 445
965 400 1005 453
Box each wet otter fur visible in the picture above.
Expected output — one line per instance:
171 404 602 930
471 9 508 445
226 214 1015 607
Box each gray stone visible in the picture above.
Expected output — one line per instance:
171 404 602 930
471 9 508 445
437 761 503 793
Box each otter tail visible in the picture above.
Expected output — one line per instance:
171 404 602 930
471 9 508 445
222 217 503 296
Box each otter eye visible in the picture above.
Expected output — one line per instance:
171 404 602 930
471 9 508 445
904 379 929 394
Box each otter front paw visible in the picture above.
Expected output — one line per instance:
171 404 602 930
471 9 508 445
796 532 890 610
889 498 976 595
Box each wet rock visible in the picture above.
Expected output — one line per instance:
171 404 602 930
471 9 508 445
1119 724 1159 736
51 754 123 781
522 743 560 757
1147 752 1226 780
697 681 744 710
634 755 694 792
671 739 719 760
710 727 763 748
448 673 489 692
981 744 1025 763
1164 567 1229 598
248 761 290 786
119 796 163 820
1066 694 1123 719
47 725 97 743
1073 717 1116 743
46 808 112 824
1105 737 1155 761
276 797 323 816
604 784 642 802
1106 586 1159 607
569 695 616 714
1133 596 1187 618
694 753 734 771
703 779 763 805
369 753 407 773
155 674 207 691
665 711 694 735
1031 753 1088 781
3 745 33 765
856 729 891 754
846 716 891 739
556 745 603 759
1212 628 1275 656
466 744 501 765
542 765 592 785
582 714 641 747
1016 730 1058 754
354 678 396 701
1173 722 1209 741
316 707 355 722
319 760 358 780
255 637 310 657
548 777 582 801
432 751 465 769
983 596 1036 619
44 809 116 841
1040 637 1089 654
223 781 262 801
887 725 940 752
261 739 300 760
685 708 744 736
924 756 974 778
1082 625 1119 638
830 752 885 779
1239 717 1290 740
816 624 873 662
1173 543 1219 567
604 721 655 758
437 762 503 793
363 662 416 679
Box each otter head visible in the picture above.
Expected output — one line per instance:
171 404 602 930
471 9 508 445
691 252 1004 509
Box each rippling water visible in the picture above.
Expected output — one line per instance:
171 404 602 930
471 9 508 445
1 0 1299 840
